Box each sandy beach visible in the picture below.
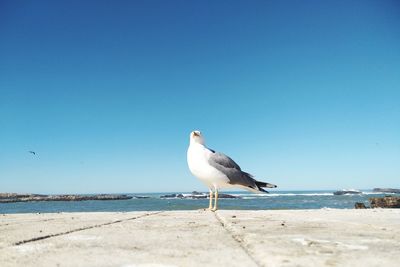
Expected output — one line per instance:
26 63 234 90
1 209 399 267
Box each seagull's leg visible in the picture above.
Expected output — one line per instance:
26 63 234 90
208 189 213 210
212 189 218 211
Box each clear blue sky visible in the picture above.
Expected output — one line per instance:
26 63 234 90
1 0 399 194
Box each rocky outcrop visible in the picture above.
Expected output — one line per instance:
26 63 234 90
333 189 362 195
132 196 150 199
215 193 240 199
369 196 400 208
160 193 185 199
372 188 400 194
0 193 47 199
354 202 368 209
0 193 132 203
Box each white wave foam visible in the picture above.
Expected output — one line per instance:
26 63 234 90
361 192 395 195
233 193 334 198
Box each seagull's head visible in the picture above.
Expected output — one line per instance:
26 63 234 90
190 130 205 145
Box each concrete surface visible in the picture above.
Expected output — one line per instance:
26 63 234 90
1 209 399 267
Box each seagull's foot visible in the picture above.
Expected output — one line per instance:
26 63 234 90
211 207 218 212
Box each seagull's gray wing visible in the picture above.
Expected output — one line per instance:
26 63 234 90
208 151 258 190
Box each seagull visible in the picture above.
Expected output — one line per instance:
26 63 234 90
28 151 36 155
187 130 277 211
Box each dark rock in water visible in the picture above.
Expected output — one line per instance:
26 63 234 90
354 202 368 209
159 193 185 199
372 188 400 194
185 193 207 199
218 193 240 199
333 189 362 195
370 196 400 208
133 196 150 199
160 194 179 199
160 193 205 199
160 192 241 199
0 193 132 203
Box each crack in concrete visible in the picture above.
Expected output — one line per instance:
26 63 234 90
214 211 262 267
13 211 164 246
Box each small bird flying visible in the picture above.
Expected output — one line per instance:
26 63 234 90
187 130 277 211
28 151 36 155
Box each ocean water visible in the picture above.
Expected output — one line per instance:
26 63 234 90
0 190 395 214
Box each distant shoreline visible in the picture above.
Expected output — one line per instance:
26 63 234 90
0 193 132 203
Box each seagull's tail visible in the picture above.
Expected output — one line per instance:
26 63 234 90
255 180 277 193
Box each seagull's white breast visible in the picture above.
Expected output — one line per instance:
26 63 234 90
187 143 230 189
